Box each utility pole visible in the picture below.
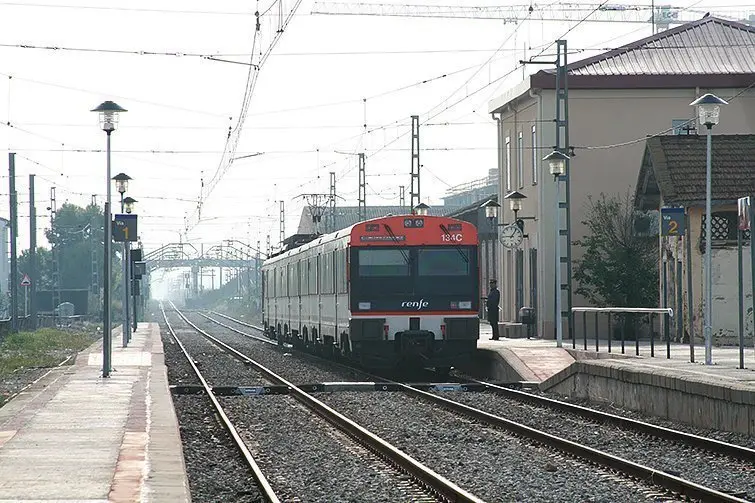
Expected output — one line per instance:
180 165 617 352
329 171 337 232
410 115 420 210
266 234 271 257
29 174 37 330
358 153 366 222
8 153 18 331
50 187 59 327
521 39 573 344
279 200 285 249
399 185 405 210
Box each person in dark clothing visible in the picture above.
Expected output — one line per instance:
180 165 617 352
487 279 501 340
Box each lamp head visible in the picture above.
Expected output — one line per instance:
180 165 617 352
504 190 527 213
690 93 727 128
481 199 500 220
543 150 570 178
91 100 127 132
122 196 137 214
112 172 132 194
413 202 430 216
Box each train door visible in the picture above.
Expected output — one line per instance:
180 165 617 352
297 260 302 338
333 250 338 346
317 253 322 343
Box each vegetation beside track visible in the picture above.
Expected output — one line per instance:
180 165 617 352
0 327 98 377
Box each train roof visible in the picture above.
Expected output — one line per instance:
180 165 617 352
263 213 473 266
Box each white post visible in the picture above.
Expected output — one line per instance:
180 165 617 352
704 125 713 365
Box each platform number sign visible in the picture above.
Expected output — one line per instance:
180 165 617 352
660 207 685 236
113 214 138 242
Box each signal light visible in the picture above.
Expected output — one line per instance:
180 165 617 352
383 324 389 340
440 324 446 338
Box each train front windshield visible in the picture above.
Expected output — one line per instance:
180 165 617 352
350 246 478 311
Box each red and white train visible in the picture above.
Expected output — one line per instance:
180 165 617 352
261 214 480 373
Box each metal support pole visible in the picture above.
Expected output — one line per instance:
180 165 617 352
103 131 113 377
410 115 420 209
703 125 713 365
676 258 683 348
554 177 562 348
662 246 668 354
750 197 755 364
358 154 366 222
29 174 37 330
686 212 695 363
120 193 130 347
738 227 745 369
9 153 18 331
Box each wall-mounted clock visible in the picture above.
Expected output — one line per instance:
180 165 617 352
499 223 524 249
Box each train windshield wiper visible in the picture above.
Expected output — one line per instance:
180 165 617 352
383 224 411 266
439 224 469 263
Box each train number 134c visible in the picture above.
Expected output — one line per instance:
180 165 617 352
441 233 463 242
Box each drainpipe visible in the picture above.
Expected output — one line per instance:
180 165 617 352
529 87 544 337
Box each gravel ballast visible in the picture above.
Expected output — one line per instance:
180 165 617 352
433 390 755 498
318 391 673 502
166 312 438 502
221 395 428 502
187 313 361 384
172 394 264 502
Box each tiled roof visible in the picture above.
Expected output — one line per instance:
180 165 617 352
635 134 755 208
296 205 461 234
567 17 755 76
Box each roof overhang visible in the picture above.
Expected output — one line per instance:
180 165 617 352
530 71 755 90
488 77 536 115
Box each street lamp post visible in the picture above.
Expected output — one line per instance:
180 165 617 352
543 150 570 348
690 93 728 366
113 173 132 348
92 100 127 378
123 196 136 341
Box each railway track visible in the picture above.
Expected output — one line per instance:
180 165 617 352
166 302 484 503
205 310 753 503
160 304 279 502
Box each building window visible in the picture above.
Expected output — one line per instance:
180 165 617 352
505 136 511 191
700 212 751 248
672 119 695 135
531 125 538 185
517 131 524 189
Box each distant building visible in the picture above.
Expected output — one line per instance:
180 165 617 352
442 169 498 208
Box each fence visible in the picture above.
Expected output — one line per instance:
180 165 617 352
572 307 676 359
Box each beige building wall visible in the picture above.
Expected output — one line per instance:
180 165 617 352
493 85 755 340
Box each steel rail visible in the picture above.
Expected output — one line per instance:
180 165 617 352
198 312 276 346
395 383 752 503
159 303 281 503
206 312 753 503
470 379 755 462
209 310 263 330
175 306 485 503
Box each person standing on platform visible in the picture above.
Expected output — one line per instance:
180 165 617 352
487 279 500 340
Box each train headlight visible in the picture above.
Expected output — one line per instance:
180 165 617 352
459 301 472 309
358 302 371 310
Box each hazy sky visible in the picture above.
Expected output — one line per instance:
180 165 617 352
0 0 750 262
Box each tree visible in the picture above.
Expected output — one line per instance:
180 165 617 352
44 202 107 291
18 247 53 290
573 192 658 338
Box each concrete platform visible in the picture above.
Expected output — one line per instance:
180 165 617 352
468 322 755 435
0 323 191 502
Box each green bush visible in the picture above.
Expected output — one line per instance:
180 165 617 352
0 328 95 376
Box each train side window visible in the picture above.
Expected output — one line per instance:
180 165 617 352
288 262 297 297
308 258 316 294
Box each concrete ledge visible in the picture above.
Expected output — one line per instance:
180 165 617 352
540 360 755 436
458 348 539 382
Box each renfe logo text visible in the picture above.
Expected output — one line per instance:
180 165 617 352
401 299 429 310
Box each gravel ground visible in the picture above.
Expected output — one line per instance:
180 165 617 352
431 390 755 499
187 312 362 384
165 310 439 502
172 394 265 502
318 391 676 502
221 395 431 502
0 367 50 405
528 389 755 450
166 313 272 387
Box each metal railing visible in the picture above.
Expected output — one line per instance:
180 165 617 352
572 307 675 359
